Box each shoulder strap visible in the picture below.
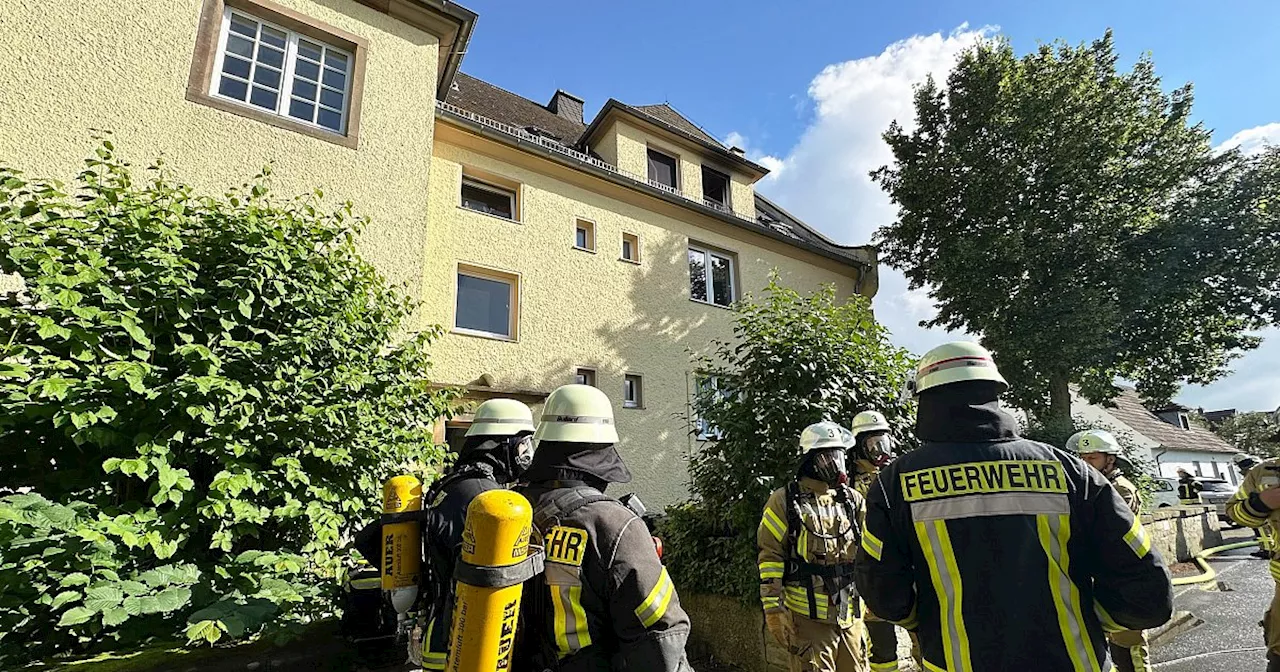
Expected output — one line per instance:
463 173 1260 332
532 486 613 532
425 462 495 504
783 481 802 559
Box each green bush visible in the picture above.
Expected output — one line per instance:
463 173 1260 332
0 142 458 665
664 277 916 602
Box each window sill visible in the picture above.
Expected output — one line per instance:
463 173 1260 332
623 404 644 410
452 327 518 343
573 245 597 254
457 205 521 225
619 257 641 266
186 89 359 149
690 297 734 310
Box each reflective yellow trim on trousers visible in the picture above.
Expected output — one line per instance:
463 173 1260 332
635 567 675 628
759 561 785 580
761 508 785 542
1270 560 1280 582
1037 513 1102 672
915 520 971 672
871 661 900 672
863 527 885 561
1122 518 1151 559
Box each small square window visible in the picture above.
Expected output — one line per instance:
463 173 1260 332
575 368 596 387
461 178 516 220
575 219 596 252
621 233 640 263
623 374 643 409
455 265 519 340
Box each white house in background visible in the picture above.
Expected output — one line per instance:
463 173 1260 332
1071 387 1241 484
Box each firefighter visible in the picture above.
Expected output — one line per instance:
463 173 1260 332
1234 454 1273 558
759 421 868 672
1226 454 1280 671
846 411 914 672
854 341 1173 671
354 398 536 669
1070 429 1150 672
1176 468 1203 504
516 384 692 671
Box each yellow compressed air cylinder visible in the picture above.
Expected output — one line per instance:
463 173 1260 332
446 489 533 672
381 475 423 624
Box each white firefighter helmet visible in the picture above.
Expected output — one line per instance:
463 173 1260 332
800 421 854 453
910 341 1008 395
1071 429 1122 456
850 410 890 438
1234 453 1262 470
533 384 619 444
465 398 535 437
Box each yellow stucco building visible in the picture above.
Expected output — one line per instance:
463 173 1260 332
0 0 876 508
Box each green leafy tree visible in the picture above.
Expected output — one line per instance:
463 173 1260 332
1020 414 1158 506
0 142 458 664
663 277 915 601
1212 412 1280 459
873 31 1280 424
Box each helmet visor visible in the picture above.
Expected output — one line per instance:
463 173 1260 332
806 448 848 487
863 434 897 468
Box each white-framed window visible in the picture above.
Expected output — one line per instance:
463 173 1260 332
688 244 736 307
621 233 640 263
455 265 519 340
210 8 353 134
575 219 596 252
693 375 726 441
623 374 643 409
575 368 596 387
461 178 516 220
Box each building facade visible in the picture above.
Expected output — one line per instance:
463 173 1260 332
0 0 876 509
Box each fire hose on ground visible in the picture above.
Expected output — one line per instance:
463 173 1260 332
1170 540 1260 586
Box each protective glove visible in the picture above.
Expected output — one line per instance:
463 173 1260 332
765 609 794 648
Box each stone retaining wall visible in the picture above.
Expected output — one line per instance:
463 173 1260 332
1142 505 1223 562
684 507 1222 671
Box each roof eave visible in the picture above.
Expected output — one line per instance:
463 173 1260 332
438 106 870 271
580 100 770 180
375 0 477 99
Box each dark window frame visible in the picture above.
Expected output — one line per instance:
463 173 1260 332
646 147 679 191
701 165 731 209
460 177 517 220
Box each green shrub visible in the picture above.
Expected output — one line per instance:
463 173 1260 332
0 141 457 665
665 277 916 603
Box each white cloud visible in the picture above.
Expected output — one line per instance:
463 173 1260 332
722 130 787 180
757 24 996 355
1216 122 1280 156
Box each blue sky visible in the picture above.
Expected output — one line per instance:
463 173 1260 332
457 0 1280 412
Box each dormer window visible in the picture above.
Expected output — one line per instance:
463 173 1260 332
647 148 679 191
701 166 730 209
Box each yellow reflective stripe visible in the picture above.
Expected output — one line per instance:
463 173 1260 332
923 659 947 672
783 586 828 619
635 568 675 628
1270 560 1280 582
759 561 785 580
897 604 919 630
934 521 971 672
871 661 900 672
863 527 884 561
1094 602 1124 634
349 577 381 589
761 507 786 542
762 596 781 610
421 616 447 669
798 526 810 561
1038 514 1102 672
568 586 591 650
1122 518 1151 559
551 583 570 655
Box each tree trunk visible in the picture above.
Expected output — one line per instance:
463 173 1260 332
1049 373 1072 428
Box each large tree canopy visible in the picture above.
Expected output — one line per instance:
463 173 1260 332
874 31 1280 421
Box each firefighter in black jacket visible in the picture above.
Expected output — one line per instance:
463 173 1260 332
354 398 536 669
854 341 1173 672
517 384 692 671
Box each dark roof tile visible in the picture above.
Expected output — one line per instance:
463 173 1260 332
447 73 586 145
1106 388 1238 454
633 104 724 148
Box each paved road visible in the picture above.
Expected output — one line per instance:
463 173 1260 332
1154 530 1271 671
